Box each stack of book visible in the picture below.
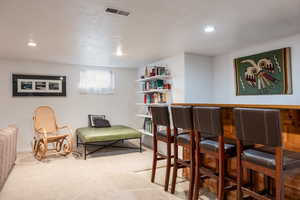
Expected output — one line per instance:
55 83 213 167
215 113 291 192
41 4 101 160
144 93 167 104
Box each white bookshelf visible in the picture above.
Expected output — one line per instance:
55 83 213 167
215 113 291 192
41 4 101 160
136 75 171 82
136 67 171 136
138 129 153 136
137 89 170 94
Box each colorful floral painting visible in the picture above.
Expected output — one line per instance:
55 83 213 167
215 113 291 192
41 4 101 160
234 48 292 95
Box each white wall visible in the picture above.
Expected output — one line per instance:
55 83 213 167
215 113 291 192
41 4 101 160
140 52 213 104
212 34 300 105
0 59 137 152
212 34 300 104
184 53 213 103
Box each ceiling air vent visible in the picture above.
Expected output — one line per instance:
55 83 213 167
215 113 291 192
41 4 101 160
105 8 130 16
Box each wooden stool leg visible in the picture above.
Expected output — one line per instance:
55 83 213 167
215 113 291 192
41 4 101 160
218 136 225 200
164 142 172 191
193 166 200 200
193 139 201 200
215 158 220 198
237 140 243 200
275 174 284 199
193 155 201 200
188 134 195 200
171 140 179 194
264 175 272 195
151 135 158 183
189 159 195 200
247 169 254 190
275 147 284 200
270 177 275 196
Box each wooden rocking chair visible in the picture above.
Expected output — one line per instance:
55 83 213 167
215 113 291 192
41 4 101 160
32 106 73 160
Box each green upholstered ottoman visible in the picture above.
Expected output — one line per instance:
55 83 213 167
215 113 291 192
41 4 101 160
76 125 142 159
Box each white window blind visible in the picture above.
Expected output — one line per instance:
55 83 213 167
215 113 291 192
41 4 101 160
79 69 115 94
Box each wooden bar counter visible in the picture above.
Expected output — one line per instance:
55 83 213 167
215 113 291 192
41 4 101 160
172 103 300 200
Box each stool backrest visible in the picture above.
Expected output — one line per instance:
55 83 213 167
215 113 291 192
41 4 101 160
171 105 193 130
150 105 170 126
193 107 222 138
234 108 282 147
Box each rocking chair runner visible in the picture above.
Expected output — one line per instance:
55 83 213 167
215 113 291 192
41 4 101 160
32 106 73 160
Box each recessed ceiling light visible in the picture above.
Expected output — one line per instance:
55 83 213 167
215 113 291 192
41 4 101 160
116 46 123 56
27 40 37 47
204 25 215 33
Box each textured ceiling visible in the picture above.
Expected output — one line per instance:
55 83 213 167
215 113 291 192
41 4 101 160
0 0 300 67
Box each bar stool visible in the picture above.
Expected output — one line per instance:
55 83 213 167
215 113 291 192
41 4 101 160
193 107 237 200
150 105 174 191
170 105 195 200
234 108 300 200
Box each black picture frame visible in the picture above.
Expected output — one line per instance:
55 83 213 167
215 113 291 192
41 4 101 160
12 74 67 97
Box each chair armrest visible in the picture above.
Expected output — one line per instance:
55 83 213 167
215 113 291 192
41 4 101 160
57 125 68 130
57 125 73 134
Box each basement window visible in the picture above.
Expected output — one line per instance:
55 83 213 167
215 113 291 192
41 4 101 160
79 69 115 94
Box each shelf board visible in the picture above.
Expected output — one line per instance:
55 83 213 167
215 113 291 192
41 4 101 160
138 129 153 136
136 75 171 82
136 103 168 106
136 114 152 118
137 89 170 94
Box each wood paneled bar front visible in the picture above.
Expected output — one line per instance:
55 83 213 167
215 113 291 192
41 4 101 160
172 103 300 200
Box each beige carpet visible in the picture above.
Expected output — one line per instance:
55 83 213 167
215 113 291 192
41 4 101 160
0 142 215 200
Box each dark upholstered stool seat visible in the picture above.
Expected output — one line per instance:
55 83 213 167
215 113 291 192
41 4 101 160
242 147 300 170
178 134 237 153
159 130 189 139
200 139 236 155
157 130 174 138
176 133 190 144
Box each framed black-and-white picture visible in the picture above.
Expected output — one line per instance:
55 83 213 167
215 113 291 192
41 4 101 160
12 74 66 97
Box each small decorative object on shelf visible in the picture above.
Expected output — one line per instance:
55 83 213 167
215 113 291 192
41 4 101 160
136 65 172 136
140 65 169 79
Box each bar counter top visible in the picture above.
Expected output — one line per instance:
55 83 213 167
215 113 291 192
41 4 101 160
172 103 300 110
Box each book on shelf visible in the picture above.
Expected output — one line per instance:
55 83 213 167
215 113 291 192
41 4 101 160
144 93 168 104
142 79 164 91
143 118 152 133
